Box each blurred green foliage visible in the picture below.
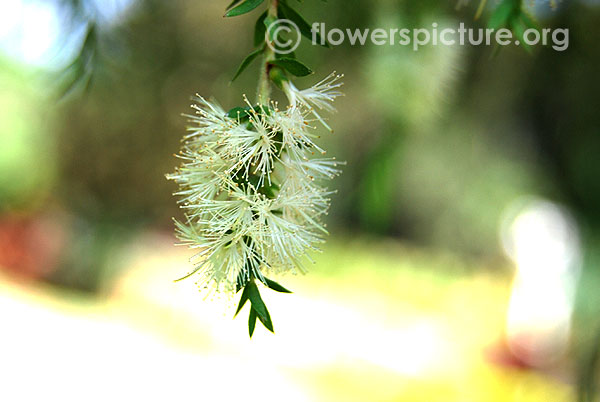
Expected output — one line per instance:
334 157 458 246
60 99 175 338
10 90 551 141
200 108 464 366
0 61 58 210
0 0 599 397
1 0 600 385
0 0 597 281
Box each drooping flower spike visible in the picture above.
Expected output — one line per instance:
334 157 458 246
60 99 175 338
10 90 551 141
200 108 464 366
168 0 343 337
169 74 342 289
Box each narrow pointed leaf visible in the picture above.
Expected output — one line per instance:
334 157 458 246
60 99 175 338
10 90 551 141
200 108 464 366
264 277 292 293
232 47 263 81
226 0 244 10
247 281 274 332
270 58 313 77
248 308 257 337
256 308 274 333
511 17 532 53
254 11 267 47
57 23 97 99
488 0 514 30
234 285 250 317
279 2 329 47
225 0 265 17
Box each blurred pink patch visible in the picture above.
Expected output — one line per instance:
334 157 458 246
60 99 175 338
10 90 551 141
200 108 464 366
0 212 66 279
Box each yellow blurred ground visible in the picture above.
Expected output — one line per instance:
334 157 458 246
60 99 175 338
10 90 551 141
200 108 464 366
0 233 574 401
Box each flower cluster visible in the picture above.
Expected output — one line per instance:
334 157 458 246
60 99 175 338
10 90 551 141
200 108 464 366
168 73 343 292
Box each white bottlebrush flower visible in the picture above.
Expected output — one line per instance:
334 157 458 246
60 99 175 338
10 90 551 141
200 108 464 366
282 72 344 132
168 73 343 292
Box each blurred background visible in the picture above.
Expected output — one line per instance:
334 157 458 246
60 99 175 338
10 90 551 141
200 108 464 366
1 0 600 400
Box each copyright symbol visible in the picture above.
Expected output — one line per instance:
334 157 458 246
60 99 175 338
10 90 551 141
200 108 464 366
266 19 301 55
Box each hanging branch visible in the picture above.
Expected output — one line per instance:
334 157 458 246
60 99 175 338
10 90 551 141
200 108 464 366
168 0 343 337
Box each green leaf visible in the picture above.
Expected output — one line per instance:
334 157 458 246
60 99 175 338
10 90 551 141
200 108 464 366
234 285 250 317
248 308 257 337
488 0 515 30
57 23 97 99
256 308 274 332
227 107 246 117
279 2 329 47
254 11 267 47
231 47 263 81
511 17 532 53
226 105 271 122
270 58 313 77
227 106 249 119
225 0 265 17
247 281 274 332
226 0 244 10
263 277 292 293
516 12 537 54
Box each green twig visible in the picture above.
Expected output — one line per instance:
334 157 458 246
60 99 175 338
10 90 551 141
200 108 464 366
257 0 278 102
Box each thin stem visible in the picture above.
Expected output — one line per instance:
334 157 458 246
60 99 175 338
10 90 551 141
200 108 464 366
474 0 487 20
256 0 278 103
